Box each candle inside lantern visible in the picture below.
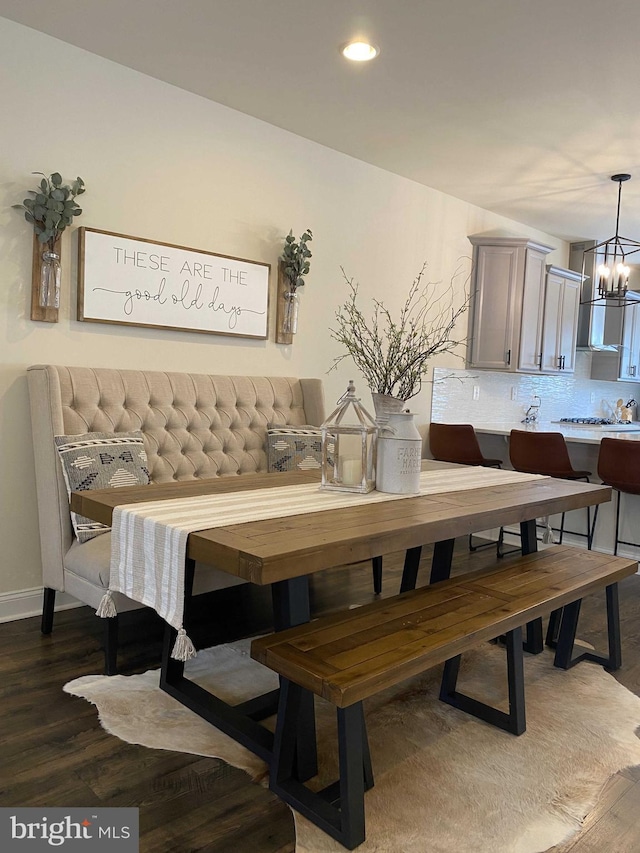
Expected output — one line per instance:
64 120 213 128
616 262 630 294
597 262 610 296
341 458 363 486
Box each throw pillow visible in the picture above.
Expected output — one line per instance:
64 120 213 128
266 426 333 473
54 430 150 543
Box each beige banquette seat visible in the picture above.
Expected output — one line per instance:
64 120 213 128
27 365 325 673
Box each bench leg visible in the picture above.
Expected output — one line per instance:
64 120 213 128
554 584 622 671
520 519 544 655
270 679 371 850
439 626 526 735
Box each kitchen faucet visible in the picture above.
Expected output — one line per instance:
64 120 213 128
522 395 541 424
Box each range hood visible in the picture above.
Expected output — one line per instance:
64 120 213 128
570 240 623 351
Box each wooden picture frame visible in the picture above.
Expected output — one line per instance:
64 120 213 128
77 227 270 339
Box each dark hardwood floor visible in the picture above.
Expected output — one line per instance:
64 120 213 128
1 543 639 852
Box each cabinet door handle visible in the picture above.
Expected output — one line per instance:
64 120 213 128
557 355 563 369
537 352 542 367
561 355 566 370
506 349 511 366
631 365 637 377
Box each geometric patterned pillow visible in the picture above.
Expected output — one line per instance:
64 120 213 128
266 426 333 473
54 430 150 543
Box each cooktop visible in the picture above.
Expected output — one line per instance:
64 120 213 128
558 417 615 425
553 418 640 430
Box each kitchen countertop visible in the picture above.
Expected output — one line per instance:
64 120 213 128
468 421 640 445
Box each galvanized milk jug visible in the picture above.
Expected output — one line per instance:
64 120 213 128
376 410 422 494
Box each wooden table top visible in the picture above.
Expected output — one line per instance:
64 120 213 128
70 465 611 586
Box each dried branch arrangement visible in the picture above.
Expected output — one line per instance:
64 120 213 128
329 262 471 401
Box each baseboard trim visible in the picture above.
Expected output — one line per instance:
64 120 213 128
0 588 81 623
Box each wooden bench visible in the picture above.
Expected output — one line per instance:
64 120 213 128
251 544 637 850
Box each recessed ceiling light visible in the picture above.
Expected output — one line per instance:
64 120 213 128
341 41 379 62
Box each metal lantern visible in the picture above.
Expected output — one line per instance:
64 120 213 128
321 380 377 493
580 174 640 308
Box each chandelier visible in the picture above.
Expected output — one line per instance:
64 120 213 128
581 173 640 306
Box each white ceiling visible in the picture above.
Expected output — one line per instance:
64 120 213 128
3 0 640 243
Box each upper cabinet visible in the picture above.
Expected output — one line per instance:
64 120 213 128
540 266 582 374
467 236 553 372
591 292 640 382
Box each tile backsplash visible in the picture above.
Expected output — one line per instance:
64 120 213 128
431 352 640 424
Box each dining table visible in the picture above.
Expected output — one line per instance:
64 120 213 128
70 460 611 779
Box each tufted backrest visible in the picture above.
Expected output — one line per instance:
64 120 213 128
27 365 325 588
52 367 322 481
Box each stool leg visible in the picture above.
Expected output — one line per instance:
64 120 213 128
496 526 504 558
558 512 566 545
586 505 592 550
590 504 599 551
614 489 621 556
371 556 383 595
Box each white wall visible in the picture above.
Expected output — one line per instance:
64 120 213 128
0 17 567 606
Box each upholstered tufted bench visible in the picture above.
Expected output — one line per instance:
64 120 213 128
27 365 325 672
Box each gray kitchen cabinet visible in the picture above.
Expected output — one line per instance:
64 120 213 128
467 236 553 371
591 291 640 382
540 265 582 374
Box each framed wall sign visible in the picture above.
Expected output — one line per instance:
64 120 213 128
77 227 270 339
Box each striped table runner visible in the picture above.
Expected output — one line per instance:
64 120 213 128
98 467 547 659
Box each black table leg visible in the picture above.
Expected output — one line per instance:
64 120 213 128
429 539 456 585
520 519 544 654
400 546 423 592
159 557 278 765
520 519 537 555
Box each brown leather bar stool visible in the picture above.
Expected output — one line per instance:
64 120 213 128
429 423 502 468
592 437 640 555
429 422 507 556
508 430 593 548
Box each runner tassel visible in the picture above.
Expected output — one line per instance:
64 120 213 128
96 590 117 618
172 628 197 662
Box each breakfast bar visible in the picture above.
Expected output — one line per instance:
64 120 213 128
461 421 640 556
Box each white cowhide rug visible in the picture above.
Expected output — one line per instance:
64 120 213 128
65 639 640 853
